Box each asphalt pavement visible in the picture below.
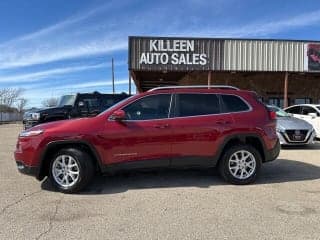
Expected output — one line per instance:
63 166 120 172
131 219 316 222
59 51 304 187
1 124 320 240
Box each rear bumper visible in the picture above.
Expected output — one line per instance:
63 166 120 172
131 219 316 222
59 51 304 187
264 139 280 162
16 161 39 177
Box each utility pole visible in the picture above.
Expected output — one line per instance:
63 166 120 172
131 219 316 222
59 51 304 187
129 71 132 95
112 58 115 94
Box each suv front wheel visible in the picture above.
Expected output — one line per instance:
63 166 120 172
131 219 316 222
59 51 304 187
49 148 94 193
219 144 262 184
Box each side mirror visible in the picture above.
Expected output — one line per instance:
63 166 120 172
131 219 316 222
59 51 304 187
308 112 317 118
110 110 126 121
78 101 85 107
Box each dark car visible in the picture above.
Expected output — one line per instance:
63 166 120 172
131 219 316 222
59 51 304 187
15 85 280 193
23 92 130 129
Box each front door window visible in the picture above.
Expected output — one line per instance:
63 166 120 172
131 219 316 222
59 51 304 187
123 94 171 120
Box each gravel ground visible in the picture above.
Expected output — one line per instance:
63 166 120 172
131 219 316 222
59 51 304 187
1 123 320 240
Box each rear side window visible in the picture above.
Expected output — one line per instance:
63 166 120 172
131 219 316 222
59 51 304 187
84 98 99 108
101 95 128 110
77 97 99 109
221 95 250 113
175 94 220 117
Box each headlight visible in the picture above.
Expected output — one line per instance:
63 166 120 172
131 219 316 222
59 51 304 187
276 128 283 133
31 113 40 120
19 129 44 137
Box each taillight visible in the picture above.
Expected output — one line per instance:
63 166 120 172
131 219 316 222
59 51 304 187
268 111 277 120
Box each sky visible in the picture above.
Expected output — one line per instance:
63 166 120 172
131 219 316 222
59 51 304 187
0 0 320 107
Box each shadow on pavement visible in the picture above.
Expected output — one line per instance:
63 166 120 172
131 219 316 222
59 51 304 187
281 142 320 150
41 158 320 195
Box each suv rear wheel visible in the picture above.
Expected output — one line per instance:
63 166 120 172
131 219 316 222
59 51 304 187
219 144 261 184
49 148 94 193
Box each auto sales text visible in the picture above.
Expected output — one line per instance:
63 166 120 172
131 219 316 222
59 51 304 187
139 39 208 65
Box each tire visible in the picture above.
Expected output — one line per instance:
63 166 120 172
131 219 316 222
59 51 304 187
218 144 261 185
49 148 94 193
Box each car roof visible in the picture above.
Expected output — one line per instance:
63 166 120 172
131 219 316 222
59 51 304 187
285 104 320 108
148 85 240 91
146 85 255 96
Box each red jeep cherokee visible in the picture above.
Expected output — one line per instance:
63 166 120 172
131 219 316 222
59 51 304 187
14 86 280 193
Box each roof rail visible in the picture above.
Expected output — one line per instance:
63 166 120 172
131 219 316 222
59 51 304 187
148 85 240 92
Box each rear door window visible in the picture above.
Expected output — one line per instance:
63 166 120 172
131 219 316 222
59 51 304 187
221 94 250 113
301 106 317 115
174 93 220 117
101 95 128 110
102 98 117 110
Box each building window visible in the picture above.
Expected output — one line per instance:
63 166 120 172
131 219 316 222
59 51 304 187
294 98 312 105
268 98 278 107
268 97 290 108
257 96 264 103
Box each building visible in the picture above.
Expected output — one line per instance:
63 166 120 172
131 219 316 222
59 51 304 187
128 36 320 107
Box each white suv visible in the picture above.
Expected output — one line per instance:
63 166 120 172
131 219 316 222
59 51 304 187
284 104 320 139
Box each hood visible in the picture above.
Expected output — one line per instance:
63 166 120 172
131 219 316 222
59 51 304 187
37 106 71 114
23 116 103 140
26 106 65 113
23 106 72 120
277 116 313 131
30 117 92 131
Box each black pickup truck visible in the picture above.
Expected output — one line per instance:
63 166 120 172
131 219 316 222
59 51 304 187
23 92 130 129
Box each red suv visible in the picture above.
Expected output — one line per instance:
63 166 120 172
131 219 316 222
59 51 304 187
14 86 280 193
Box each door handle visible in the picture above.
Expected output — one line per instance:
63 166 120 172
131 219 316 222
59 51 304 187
154 124 169 129
216 120 232 125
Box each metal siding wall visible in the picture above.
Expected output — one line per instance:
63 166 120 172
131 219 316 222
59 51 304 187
223 40 305 72
0 112 22 122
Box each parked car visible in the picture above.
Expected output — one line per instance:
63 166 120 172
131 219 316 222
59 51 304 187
23 92 130 129
267 105 316 145
14 85 280 193
284 104 320 139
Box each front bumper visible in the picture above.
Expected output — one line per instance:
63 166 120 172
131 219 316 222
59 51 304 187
264 139 280 162
277 130 316 145
16 161 39 177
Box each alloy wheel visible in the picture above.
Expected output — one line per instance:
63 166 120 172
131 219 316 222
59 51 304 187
52 154 80 188
228 150 256 180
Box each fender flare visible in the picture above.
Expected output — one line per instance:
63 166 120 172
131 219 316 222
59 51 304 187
37 140 103 180
214 133 267 165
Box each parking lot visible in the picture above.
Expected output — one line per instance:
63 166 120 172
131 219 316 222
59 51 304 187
0 124 320 240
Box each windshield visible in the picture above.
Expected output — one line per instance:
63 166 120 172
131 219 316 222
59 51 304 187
57 95 76 107
98 95 136 116
317 106 320 111
267 105 291 117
